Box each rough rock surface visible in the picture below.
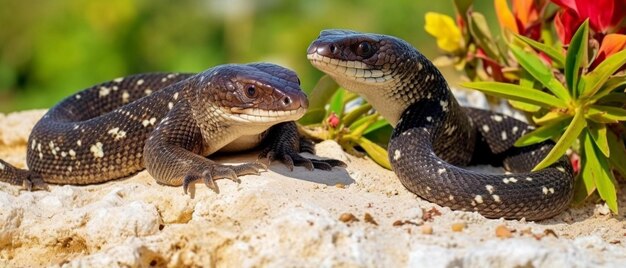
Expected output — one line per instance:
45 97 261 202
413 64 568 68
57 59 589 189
0 110 625 267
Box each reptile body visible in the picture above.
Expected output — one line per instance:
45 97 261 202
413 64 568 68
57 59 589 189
0 63 343 193
308 30 574 220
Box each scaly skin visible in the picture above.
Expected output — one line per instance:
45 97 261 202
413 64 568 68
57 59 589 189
308 30 574 220
0 62 344 194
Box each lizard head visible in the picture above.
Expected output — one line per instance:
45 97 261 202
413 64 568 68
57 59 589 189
307 29 447 126
194 63 308 125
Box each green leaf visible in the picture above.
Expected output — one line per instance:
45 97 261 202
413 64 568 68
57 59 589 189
349 113 379 137
607 131 626 179
565 20 589 97
581 49 626 98
357 137 391 169
509 45 571 102
461 82 568 108
329 88 345 118
588 122 610 157
591 75 626 101
308 75 339 110
533 108 586 171
454 0 473 17
364 119 390 135
468 12 500 60
574 134 600 203
299 108 327 125
597 92 626 106
588 105 626 122
363 122 392 149
514 34 565 67
533 111 568 125
583 131 618 214
515 116 571 146
342 103 372 127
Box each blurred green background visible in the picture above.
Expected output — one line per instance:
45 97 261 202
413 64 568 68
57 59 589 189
0 0 496 112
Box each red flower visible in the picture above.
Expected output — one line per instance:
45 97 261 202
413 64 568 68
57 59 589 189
551 0 626 44
327 112 340 128
590 33 626 70
495 0 547 40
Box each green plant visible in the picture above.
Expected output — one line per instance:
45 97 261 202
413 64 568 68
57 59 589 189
463 20 626 213
298 75 393 169
427 1 626 214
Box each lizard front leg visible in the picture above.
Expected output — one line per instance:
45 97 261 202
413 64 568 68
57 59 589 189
143 102 266 194
259 122 346 171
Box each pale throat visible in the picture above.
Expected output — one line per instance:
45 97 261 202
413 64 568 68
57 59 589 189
332 76 411 127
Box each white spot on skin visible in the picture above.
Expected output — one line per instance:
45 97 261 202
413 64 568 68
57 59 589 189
77 140 82 147
556 167 566 173
512 126 519 134
136 79 144 86
37 143 42 152
474 195 484 204
448 195 454 200
439 100 449 112
0 162 4 170
142 117 157 127
471 200 477 206
31 140 36 150
173 92 179 100
426 186 431 191
426 116 432 122
549 188 555 194
491 115 503 122
542 186 549 195
122 91 130 103
39 153 43 159
67 166 73 172
145 89 153 95
90 142 104 158
108 127 127 140
75 94 81 100
482 125 490 132
69 150 76 158
492 195 501 203
393 149 402 161
501 131 508 141
114 77 124 83
502 177 518 184
437 168 446 175
99 86 111 97
526 177 533 181
61 152 67 157
168 102 174 110
161 77 168 82
485 185 495 194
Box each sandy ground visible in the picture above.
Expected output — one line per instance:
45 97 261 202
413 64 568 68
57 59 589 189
0 109 625 267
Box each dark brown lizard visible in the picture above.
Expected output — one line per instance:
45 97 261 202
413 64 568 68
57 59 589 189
0 63 344 193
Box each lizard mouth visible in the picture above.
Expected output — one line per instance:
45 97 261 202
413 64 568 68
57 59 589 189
307 53 392 84
226 107 306 123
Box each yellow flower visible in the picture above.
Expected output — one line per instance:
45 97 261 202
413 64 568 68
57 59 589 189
424 12 464 53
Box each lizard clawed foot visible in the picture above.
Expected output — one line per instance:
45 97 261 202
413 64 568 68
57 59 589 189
259 147 346 171
182 162 268 194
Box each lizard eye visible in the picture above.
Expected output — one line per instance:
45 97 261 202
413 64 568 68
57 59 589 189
356 42 375 58
245 85 257 98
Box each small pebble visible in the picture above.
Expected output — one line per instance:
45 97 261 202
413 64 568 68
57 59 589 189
451 222 466 232
339 213 359 223
421 224 433 235
495 225 513 238
364 213 378 225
